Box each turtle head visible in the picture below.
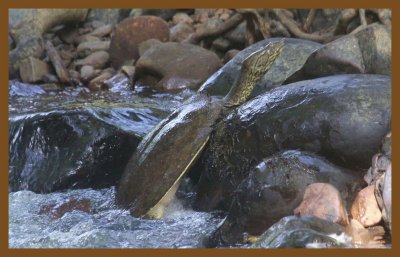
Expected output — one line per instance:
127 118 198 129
224 41 285 107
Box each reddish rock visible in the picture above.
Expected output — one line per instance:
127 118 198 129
135 42 221 90
351 185 382 227
294 183 349 226
345 219 386 247
39 198 92 220
109 16 170 68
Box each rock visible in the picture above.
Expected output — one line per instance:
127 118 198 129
8 92 172 193
140 9 186 21
58 26 80 44
375 164 391 232
364 153 391 185
196 74 391 212
19 56 51 83
295 24 391 79
351 185 382 227
9 9 88 78
223 21 246 48
121 65 136 80
80 65 96 82
74 34 101 45
381 132 391 158
76 40 110 56
75 51 110 69
170 22 194 42
211 37 231 51
88 24 113 38
172 13 194 25
9 34 15 50
103 72 131 91
109 16 170 68
86 9 130 25
345 219 386 247
294 183 349 226
39 198 92 220
251 216 349 248
88 68 115 91
198 38 322 97
135 42 221 90
223 49 240 63
138 39 162 57
203 151 362 246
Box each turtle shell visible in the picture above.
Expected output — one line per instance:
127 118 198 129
116 93 222 217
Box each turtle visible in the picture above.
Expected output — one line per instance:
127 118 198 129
116 41 285 219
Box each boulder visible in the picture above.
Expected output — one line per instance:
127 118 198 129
196 74 390 212
109 16 170 68
198 38 322 97
135 42 221 90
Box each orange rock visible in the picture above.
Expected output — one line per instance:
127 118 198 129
294 183 349 226
351 185 382 227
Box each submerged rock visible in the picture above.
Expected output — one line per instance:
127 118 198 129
196 74 390 212
251 215 349 248
204 151 361 246
198 37 322 97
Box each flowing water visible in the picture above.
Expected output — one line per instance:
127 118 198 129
9 187 223 248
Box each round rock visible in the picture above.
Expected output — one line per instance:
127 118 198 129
135 42 221 90
109 16 170 68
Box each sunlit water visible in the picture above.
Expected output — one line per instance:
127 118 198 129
9 187 223 248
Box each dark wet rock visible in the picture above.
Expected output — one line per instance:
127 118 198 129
196 74 390 212
39 198 92 220
251 216 348 248
351 185 382 227
375 164 391 232
58 26 80 44
294 183 349 226
109 16 170 68
204 150 361 246
8 92 172 193
75 51 110 69
198 38 322 97
9 80 46 97
170 23 194 42
135 42 221 90
294 24 391 79
19 57 51 83
77 41 110 57
86 9 130 25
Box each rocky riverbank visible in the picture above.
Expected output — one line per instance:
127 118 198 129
9 8 392 248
